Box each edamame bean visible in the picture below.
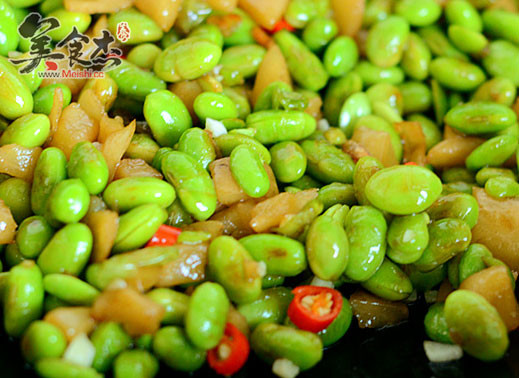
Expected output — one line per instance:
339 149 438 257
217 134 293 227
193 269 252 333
424 303 453 344
466 135 518 171
344 206 387 282
361 258 413 300
67 142 109 195
395 0 441 27
114 350 159 378
366 16 410 68
303 17 338 52
37 223 92 275
0 56 33 119
237 287 293 329
445 0 482 32
338 92 371 137
445 290 508 361
125 134 160 165
147 289 189 325
35 358 102 378
16 216 54 259
0 113 50 148
185 282 229 350
47 9 91 41
193 92 238 122
482 40 519 86
208 236 262 304
430 57 486 92
427 193 479 229
91 322 132 373
401 32 431 81
21 321 67 364
323 72 363 126
103 177 176 213
108 9 163 44
108 60 166 101
485 177 519 198
219 44 266 86
33 84 72 115
387 213 430 264
448 25 487 54
318 296 353 347
482 9 519 45
161 151 217 221
445 101 517 135
301 140 355 184
318 182 356 209
247 110 316 144
240 234 307 277
476 167 516 186
323 36 358 77
43 274 99 306
269 141 307 183
127 44 162 70
230 145 270 198
46 179 90 224
0 177 32 224
399 81 432 114
472 77 517 107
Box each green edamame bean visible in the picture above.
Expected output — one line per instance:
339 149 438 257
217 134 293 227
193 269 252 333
306 215 349 281
323 72 363 126
160 28 180 49
269 141 306 183
237 287 293 329
147 288 189 325
405 264 446 292
395 0 441 27
31 151 67 215
222 87 251 120
354 60 406 85
153 326 206 372
37 223 92 275
448 254 462 288
353 155 383 206
372 102 403 123
344 206 387 282
301 140 355 184
458 244 492 285
448 25 487 54
417 25 468 61
445 290 508 361
21 321 67 364
90 322 132 373
108 9 162 44
318 182 356 209
445 101 517 135
43 274 99 306
251 323 323 370
274 30 329 91
354 115 403 161
219 44 266 86
114 350 159 378
230 145 270 198
162 151 217 221
0 56 33 119
33 84 72 115
482 9 519 45
430 79 448 125
445 0 482 32
0 113 50 148
303 17 338 52
46 179 90 224
0 11 18 56
363 0 392 27
365 165 442 215
47 9 91 41
262 275 285 289
240 234 307 277
165 198 193 228
4 244 25 269
185 282 229 350
466 135 518 171
442 167 476 184
424 303 453 344
482 40 519 86
318 296 353 347
125 134 160 164
430 57 486 92
67 142 108 195
366 16 410 68
0 177 32 224
367 83 403 116
323 36 358 77
387 213 430 264
154 37 222 82
135 334 153 350
399 81 432 114
208 236 262 304
86 246 178 290
143 90 192 147
103 177 176 213
35 358 101 378
414 218 472 272
485 177 519 198
273 199 323 239
221 8 255 45
4 260 44 337
189 23 223 47
113 204 167 253
361 258 413 300
476 167 516 186
473 77 517 107
407 114 441 150
151 147 173 172
246 110 316 144
285 0 328 28
127 44 162 70
338 92 371 137
215 133 271 164
16 216 54 259
108 60 166 101
193 91 238 121
401 32 431 81
177 128 216 170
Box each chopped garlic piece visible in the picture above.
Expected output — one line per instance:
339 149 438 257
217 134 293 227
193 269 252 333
272 358 300 378
310 276 334 288
206 118 227 137
218 343 232 360
63 333 96 367
424 341 463 362
257 261 267 278
317 119 330 132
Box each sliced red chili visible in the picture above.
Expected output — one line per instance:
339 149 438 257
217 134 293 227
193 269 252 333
145 224 181 247
268 19 296 34
208 323 250 376
404 162 418 166
287 285 343 333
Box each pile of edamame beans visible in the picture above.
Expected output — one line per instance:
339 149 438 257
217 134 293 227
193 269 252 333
1 0 519 376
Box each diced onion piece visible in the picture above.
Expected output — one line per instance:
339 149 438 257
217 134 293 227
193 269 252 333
272 358 300 378
423 341 463 363
63 333 96 367
206 118 228 137
310 277 334 288
317 119 330 132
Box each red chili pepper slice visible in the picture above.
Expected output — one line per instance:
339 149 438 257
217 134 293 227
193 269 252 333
208 323 250 376
268 19 295 34
404 162 418 166
145 224 181 247
287 285 343 333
